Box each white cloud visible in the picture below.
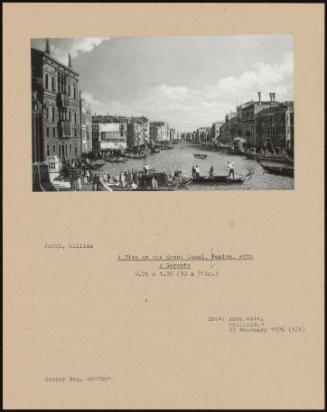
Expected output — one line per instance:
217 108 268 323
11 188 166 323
83 52 293 131
68 37 110 58
32 37 110 65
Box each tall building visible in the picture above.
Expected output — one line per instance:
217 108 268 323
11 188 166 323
218 123 227 143
149 121 170 143
80 97 92 154
211 121 224 142
196 127 210 143
255 101 294 152
224 112 240 143
32 91 44 162
169 128 176 141
237 92 279 145
92 115 128 152
127 117 149 147
31 39 81 165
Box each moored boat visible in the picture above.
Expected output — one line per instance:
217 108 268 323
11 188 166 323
244 151 293 164
228 146 245 155
124 153 147 159
257 160 294 177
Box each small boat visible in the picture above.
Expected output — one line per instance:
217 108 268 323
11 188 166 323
193 153 208 159
245 151 293 164
150 147 161 154
257 160 294 177
86 161 105 169
107 157 129 163
192 175 246 184
228 147 245 155
124 153 147 159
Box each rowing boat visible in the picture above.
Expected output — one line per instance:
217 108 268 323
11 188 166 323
193 153 208 159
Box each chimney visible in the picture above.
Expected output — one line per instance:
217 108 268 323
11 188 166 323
269 93 273 107
257 91 261 103
45 38 50 55
68 53 72 68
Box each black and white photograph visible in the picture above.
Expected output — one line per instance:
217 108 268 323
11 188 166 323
31 35 294 192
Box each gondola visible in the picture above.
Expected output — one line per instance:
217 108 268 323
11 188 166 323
192 175 246 184
106 157 129 163
257 160 294 177
193 153 208 159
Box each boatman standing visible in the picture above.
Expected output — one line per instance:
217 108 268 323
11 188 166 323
143 165 149 175
227 161 235 178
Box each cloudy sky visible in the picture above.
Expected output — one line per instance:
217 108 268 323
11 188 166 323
31 35 293 131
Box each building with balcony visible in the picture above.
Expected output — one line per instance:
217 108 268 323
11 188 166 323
31 39 81 165
92 115 128 152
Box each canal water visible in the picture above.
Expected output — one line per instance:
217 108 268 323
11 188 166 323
98 141 294 191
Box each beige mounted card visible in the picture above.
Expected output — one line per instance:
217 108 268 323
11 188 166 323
3 3 325 410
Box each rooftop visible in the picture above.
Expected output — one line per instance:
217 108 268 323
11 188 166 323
31 47 79 76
